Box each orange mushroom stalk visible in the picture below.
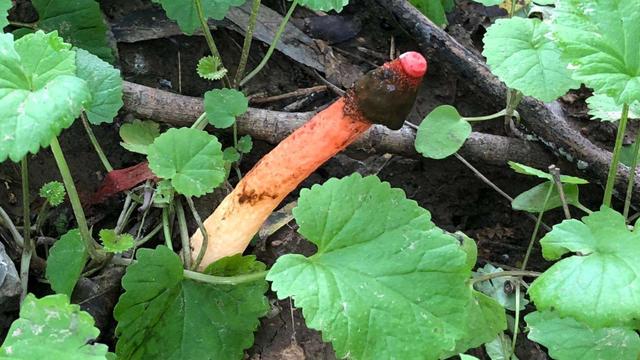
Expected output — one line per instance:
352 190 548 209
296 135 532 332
191 52 428 269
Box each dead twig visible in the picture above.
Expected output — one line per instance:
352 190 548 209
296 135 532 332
122 81 555 168
249 85 328 104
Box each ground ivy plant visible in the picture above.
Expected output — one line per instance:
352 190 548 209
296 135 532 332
413 0 640 358
2 0 640 359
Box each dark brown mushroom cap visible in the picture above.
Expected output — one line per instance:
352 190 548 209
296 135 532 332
347 53 426 130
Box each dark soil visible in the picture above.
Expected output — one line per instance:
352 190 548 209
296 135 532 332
1 0 610 359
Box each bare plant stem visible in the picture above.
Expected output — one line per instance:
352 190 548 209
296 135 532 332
511 184 553 355
183 269 267 285
195 0 230 88
49 137 102 260
20 158 32 301
9 21 37 29
521 184 553 271
134 223 163 247
453 153 551 231
0 205 24 248
186 197 208 270
239 0 299 87
549 166 571 219
81 113 113 172
462 109 507 122
511 278 522 354
162 206 173 251
624 130 640 219
471 270 541 284
603 103 630 207
112 257 267 284
175 197 192 269
234 0 262 87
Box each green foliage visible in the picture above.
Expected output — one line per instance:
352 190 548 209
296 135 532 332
472 0 502 5
553 0 640 105
483 17 579 102
0 294 108 359
621 143 640 167
0 0 12 29
237 134 253 154
474 264 528 311
114 246 268 360
485 333 518 360
298 0 350 12
0 31 90 162
409 0 455 27
99 229 134 254
586 93 640 122
119 119 160 155
268 174 505 359
22 0 114 62
75 48 123 124
147 128 225 197
511 181 580 213
508 161 588 184
197 56 227 81
526 311 640 360
39 181 66 206
415 105 471 159
223 147 241 163
151 0 245 35
204 88 248 129
45 229 88 297
529 207 640 327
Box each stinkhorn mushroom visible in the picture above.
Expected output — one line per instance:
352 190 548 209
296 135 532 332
191 52 427 269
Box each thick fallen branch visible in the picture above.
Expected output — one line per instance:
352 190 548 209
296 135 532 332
378 0 639 202
123 81 554 168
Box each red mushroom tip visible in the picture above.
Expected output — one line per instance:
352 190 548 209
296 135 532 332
399 52 427 78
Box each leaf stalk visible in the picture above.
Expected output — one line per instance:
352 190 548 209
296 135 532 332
49 137 102 261
603 103 630 207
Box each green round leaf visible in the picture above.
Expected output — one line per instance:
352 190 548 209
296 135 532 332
147 128 225 197
99 229 134 254
553 0 640 105
0 0 12 29
508 161 588 184
512 181 580 213
483 17 579 102
223 147 241 163
119 119 160 155
204 88 248 129
0 294 108 359
415 105 471 159
526 311 640 360
474 264 528 311
151 0 246 35
586 93 640 122
298 0 349 12
45 229 88 297
484 333 516 360
26 0 115 62
0 32 91 163
237 134 253 154
529 207 640 327
267 174 505 359
75 48 123 125
197 56 227 81
409 0 452 27
114 246 268 360
39 181 66 207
